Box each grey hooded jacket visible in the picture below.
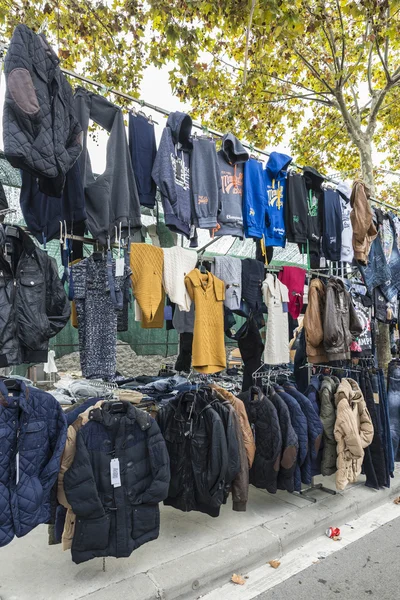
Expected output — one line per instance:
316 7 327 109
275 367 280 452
152 112 193 238
216 134 249 238
74 88 142 245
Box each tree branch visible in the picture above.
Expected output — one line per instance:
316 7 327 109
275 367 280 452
375 37 391 82
294 48 336 94
243 0 257 85
256 91 334 106
351 86 360 122
335 0 345 72
367 41 374 96
366 85 392 136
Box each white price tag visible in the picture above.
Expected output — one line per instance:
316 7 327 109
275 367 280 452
110 458 121 488
16 452 20 485
115 257 124 277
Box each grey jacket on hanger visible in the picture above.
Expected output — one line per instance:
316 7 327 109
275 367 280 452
74 87 142 244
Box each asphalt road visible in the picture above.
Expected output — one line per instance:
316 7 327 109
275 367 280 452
255 515 400 600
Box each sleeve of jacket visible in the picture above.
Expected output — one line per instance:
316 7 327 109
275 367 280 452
349 297 363 338
208 415 229 498
57 425 78 510
320 391 336 442
139 419 170 505
304 287 324 348
184 276 194 302
230 411 249 512
39 401 67 495
323 284 339 349
224 407 241 485
46 256 71 337
359 403 374 449
64 429 105 519
151 129 178 206
334 404 364 459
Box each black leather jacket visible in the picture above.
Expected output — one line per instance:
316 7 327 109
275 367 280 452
156 390 230 517
0 226 70 366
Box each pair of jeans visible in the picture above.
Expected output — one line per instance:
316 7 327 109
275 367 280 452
359 236 391 294
387 360 400 462
360 371 388 489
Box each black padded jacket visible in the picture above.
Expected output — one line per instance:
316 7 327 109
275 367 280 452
238 387 282 494
3 24 82 197
64 402 170 564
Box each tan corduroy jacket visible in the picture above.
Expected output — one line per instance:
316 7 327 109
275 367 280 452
350 180 378 265
58 400 104 550
334 378 374 491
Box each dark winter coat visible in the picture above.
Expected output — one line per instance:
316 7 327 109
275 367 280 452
324 277 363 362
238 387 282 494
156 391 229 517
268 388 298 493
3 25 82 197
64 402 170 564
283 384 323 483
304 376 323 476
0 225 71 366
273 386 308 491
319 377 339 476
0 380 67 548
210 398 241 505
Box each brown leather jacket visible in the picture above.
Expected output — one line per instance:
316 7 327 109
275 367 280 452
324 278 362 362
303 279 328 364
350 180 378 264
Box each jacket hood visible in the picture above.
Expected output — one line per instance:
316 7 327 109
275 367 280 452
166 111 193 149
310 277 326 295
335 377 363 407
350 179 371 207
337 181 352 202
327 276 346 294
320 376 339 396
266 151 292 177
220 133 249 165
303 166 325 191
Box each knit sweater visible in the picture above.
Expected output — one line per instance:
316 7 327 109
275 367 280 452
184 269 226 374
213 256 242 311
162 246 197 312
130 243 165 328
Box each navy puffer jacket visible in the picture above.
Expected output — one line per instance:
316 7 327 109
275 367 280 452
64 402 170 564
238 387 282 494
268 389 299 493
0 380 67 548
274 386 308 491
283 384 323 483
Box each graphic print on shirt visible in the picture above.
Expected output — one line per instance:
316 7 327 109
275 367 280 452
171 153 190 190
221 170 243 195
267 182 283 210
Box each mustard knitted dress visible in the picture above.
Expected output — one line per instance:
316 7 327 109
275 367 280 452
184 269 226 373
130 243 165 328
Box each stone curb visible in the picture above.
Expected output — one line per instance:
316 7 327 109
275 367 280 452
83 475 400 600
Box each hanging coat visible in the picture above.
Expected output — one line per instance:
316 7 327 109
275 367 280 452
64 402 170 564
263 274 290 365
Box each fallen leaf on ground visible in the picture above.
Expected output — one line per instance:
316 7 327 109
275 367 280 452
269 560 281 569
394 496 400 504
332 536 342 541
312 560 320 564
231 574 246 585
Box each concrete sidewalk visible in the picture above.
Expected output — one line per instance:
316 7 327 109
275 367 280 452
1 470 400 600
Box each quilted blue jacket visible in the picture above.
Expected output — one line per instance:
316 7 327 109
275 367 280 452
274 386 308 492
283 384 323 484
0 380 67 547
